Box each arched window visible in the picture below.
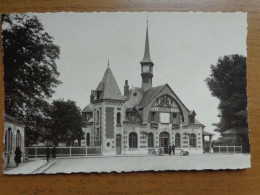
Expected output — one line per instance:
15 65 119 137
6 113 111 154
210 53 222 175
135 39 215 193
175 133 181 147
86 133 90 146
129 132 138 148
16 130 22 148
5 128 13 152
189 133 196 147
148 133 154 148
96 111 100 124
117 112 121 125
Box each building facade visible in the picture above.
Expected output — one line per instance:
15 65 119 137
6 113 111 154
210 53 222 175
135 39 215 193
82 23 205 155
3 113 25 168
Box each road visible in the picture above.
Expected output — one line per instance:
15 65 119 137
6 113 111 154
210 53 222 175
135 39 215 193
43 154 251 174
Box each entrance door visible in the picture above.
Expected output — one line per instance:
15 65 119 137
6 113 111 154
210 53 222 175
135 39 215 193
159 132 170 153
116 134 122 155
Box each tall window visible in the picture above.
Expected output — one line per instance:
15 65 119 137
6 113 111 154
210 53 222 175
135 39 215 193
148 133 154 148
189 133 196 147
172 113 177 124
151 112 156 122
16 130 22 148
5 128 13 152
117 112 121 125
96 111 100 124
129 132 138 148
86 133 90 146
95 128 100 140
175 133 181 147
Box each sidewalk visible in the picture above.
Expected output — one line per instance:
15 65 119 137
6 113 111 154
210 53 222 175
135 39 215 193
3 159 52 175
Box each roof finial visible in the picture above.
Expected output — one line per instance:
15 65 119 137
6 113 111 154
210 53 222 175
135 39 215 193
107 59 110 67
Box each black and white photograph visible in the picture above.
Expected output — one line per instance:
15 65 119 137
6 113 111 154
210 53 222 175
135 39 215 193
2 12 250 174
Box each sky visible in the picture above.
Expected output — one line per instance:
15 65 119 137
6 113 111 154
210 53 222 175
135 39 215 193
33 12 247 138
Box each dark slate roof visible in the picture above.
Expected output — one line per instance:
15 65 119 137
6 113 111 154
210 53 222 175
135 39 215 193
140 23 153 64
138 84 165 107
222 127 249 135
82 103 93 113
124 87 144 108
96 67 124 101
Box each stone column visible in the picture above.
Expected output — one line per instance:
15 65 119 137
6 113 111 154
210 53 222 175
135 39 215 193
209 135 213 153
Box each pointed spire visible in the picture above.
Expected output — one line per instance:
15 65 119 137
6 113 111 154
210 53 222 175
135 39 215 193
141 18 153 64
107 59 110 67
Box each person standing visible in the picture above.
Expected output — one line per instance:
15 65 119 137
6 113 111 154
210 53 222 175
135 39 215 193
52 145 56 160
14 147 22 167
172 144 176 155
168 144 172 155
45 146 51 162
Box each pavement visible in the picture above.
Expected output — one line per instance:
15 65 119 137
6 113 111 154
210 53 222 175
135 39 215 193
3 153 251 174
3 159 56 175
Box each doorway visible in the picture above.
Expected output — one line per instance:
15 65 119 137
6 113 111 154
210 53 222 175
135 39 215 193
159 132 170 153
116 134 122 155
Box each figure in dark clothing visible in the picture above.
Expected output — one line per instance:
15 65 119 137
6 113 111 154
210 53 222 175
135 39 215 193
45 146 51 162
52 146 56 160
164 145 168 154
14 147 22 167
168 144 172 155
172 144 176 155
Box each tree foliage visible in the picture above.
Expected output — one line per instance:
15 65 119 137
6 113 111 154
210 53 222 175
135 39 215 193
2 14 61 145
46 99 84 146
205 54 247 133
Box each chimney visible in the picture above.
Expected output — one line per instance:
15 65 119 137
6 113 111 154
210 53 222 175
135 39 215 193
90 90 95 103
124 80 129 96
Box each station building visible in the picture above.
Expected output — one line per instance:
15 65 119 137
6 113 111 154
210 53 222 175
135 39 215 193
82 23 208 155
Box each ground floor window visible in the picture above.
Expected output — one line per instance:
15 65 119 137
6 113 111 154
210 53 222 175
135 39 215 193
175 133 181 147
148 133 154 148
189 133 196 147
129 132 138 148
16 130 22 148
86 133 90 146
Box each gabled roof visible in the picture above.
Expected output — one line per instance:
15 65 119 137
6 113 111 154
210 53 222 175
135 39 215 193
96 67 124 101
124 87 144 108
82 103 93 113
138 84 165 107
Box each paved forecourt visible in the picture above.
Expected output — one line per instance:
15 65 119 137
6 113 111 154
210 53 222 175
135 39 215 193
44 154 251 174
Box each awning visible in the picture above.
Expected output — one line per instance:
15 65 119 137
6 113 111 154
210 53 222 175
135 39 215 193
202 130 215 136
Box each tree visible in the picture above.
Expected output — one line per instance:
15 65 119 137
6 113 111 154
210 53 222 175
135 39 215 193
2 14 61 145
47 99 84 146
205 54 247 133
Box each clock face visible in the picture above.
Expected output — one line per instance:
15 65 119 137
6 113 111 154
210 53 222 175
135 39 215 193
143 66 150 72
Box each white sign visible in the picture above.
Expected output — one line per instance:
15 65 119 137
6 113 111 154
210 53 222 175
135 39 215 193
160 113 170 123
81 140 86 146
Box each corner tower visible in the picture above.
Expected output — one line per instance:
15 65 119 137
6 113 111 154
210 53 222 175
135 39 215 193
140 20 154 91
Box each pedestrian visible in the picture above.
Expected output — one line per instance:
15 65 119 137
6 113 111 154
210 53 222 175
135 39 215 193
14 146 22 167
45 146 51 162
168 144 172 155
172 144 176 155
52 145 56 160
164 144 168 154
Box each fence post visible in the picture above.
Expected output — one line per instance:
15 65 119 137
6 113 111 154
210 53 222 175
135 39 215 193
35 145 37 159
219 146 220 153
234 146 235 153
70 146 72 157
86 145 88 156
227 146 228 153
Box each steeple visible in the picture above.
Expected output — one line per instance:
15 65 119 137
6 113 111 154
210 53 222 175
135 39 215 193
140 18 153 65
140 19 154 91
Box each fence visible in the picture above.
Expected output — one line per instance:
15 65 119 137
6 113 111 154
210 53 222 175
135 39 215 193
26 146 102 158
213 146 242 153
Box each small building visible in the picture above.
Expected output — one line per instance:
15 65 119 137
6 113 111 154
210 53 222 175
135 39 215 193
82 22 206 155
3 113 25 168
222 127 249 153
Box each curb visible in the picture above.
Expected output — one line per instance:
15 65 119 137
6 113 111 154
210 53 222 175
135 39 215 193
31 160 56 174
